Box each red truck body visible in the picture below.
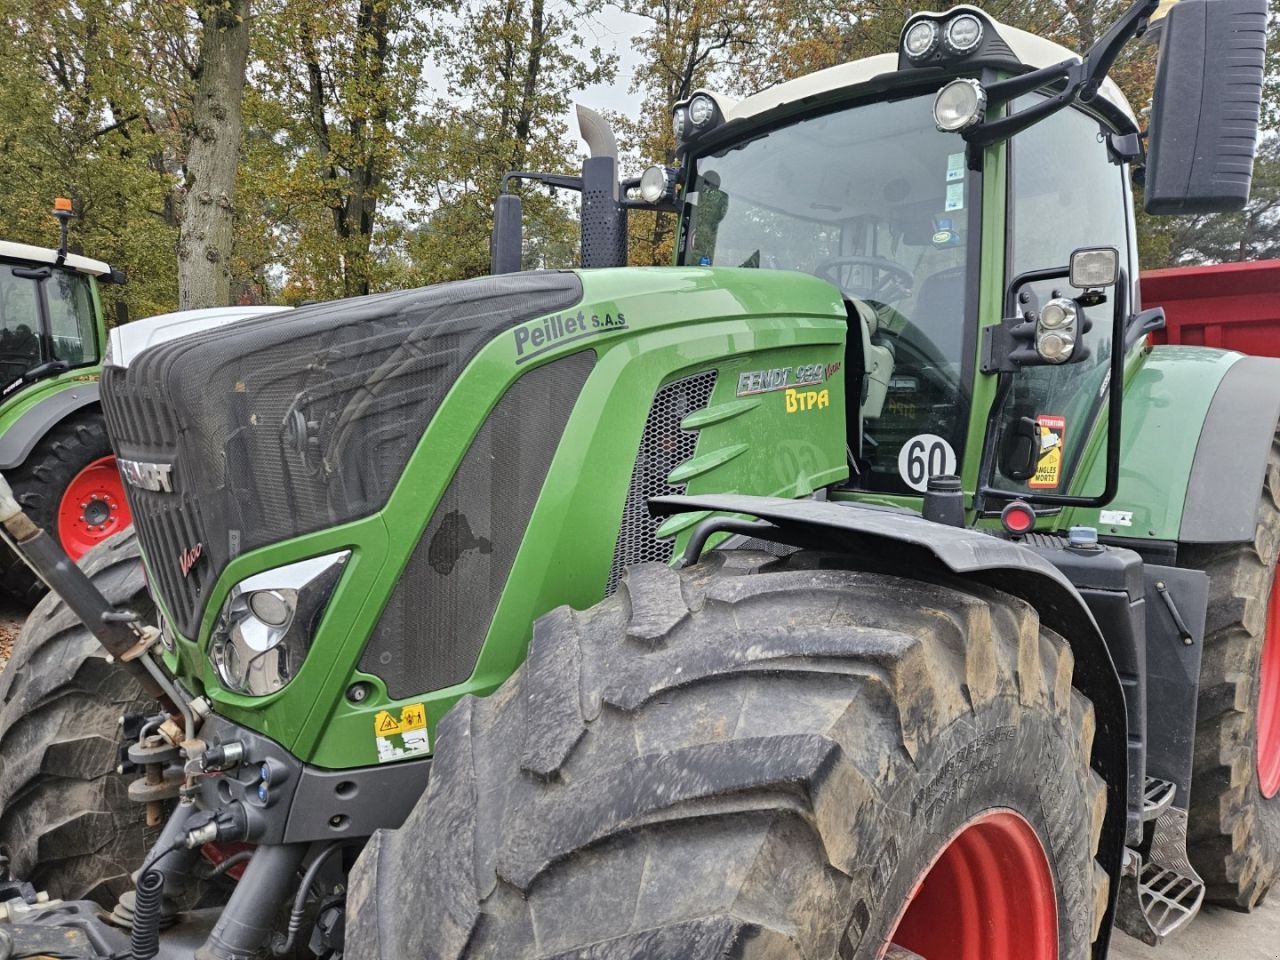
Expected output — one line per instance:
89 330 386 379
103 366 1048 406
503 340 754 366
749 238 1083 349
1143 259 1280 355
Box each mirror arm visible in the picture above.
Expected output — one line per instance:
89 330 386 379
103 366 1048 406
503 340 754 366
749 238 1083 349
965 0 1158 148
500 171 584 194
1079 0 1160 102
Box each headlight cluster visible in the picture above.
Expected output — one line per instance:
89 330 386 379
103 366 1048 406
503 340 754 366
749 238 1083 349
1035 298 1079 363
901 9 988 64
209 551 349 697
672 92 723 152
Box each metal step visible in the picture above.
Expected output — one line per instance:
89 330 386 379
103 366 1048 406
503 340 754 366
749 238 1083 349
1143 776 1177 822
1114 807 1205 945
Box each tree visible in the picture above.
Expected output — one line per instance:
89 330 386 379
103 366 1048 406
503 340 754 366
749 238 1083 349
179 0 251 308
0 0 180 319
401 0 617 283
238 0 430 301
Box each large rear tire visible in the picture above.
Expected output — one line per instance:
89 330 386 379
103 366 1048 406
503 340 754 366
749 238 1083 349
348 552 1110 958
1181 436 1280 909
0 529 155 905
0 411 131 605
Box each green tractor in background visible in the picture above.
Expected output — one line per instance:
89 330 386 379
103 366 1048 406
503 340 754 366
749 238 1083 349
0 0 1276 958
0 199 131 602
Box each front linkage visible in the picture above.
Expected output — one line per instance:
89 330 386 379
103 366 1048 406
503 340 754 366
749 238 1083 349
0 473 355 960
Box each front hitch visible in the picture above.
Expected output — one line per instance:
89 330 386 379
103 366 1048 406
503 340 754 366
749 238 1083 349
0 471 173 708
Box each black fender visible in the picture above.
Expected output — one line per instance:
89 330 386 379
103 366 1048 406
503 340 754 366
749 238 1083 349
1182 355 1280 543
650 493 1128 945
0 382 100 470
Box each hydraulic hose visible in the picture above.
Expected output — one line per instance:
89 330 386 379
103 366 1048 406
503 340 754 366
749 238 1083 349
129 870 165 960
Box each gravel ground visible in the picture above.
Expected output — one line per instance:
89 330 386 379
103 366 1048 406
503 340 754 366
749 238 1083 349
0 598 23 668
1111 900 1280 959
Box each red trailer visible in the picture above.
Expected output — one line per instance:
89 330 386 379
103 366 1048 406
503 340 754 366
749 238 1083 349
1143 259 1280 355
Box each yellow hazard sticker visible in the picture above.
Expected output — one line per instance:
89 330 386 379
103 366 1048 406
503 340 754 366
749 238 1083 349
373 703 430 763
1029 415 1066 489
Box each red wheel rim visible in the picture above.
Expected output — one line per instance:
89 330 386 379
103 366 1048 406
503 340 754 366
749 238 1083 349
882 809 1057 960
56 455 132 562
1259 562 1280 799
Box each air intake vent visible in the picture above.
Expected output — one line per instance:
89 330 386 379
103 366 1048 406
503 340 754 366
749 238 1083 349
358 351 595 699
606 370 717 594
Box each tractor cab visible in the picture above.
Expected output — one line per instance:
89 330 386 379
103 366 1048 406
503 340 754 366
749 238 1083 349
0 200 120 394
494 0 1258 522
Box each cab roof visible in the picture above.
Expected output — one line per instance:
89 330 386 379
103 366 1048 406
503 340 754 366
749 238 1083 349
714 12 1138 130
0 240 111 277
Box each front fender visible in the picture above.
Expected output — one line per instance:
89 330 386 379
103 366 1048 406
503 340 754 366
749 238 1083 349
0 380 100 470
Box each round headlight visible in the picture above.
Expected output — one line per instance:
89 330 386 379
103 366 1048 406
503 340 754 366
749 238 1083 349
672 109 686 142
933 78 987 132
249 589 292 627
903 20 940 60
1038 298 1077 330
688 94 716 127
1037 330 1075 363
944 13 983 53
639 165 669 204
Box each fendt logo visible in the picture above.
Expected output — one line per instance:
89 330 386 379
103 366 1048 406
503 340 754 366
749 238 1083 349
118 459 174 493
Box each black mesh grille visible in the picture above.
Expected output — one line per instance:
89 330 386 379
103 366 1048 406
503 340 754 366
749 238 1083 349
606 371 717 594
358 351 595 698
101 272 584 637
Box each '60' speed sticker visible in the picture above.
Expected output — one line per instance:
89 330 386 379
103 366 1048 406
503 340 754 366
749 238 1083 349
897 434 957 493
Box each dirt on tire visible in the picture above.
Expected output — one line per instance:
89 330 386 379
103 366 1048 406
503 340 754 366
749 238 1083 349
1180 433 1280 909
347 551 1110 958
0 528 155 905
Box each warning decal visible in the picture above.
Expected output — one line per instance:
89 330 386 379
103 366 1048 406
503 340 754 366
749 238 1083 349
1029 415 1066 490
374 703 430 763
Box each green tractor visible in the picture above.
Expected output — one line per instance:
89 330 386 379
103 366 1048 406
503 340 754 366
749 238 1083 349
0 199 132 602
0 1 1274 958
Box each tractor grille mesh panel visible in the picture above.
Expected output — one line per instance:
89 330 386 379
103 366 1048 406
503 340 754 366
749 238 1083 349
101 272 583 638
359 351 595 699
606 371 716 594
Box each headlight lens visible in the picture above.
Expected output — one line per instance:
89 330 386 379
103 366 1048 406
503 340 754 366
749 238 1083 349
903 20 940 60
1036 297 1079 363
639 165 671 203
209 551 349 697
933 78 987 132
944 13 983 53
672 108 686 142
688 94 716 127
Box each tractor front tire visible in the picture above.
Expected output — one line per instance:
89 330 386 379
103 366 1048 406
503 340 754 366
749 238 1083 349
0 529 155 905
1181 436 1280 909
348 553 1110 959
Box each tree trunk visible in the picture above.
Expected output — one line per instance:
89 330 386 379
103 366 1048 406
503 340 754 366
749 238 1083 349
178 0 251 309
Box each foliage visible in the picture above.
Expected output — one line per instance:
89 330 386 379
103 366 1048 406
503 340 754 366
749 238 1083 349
0 0 1276 315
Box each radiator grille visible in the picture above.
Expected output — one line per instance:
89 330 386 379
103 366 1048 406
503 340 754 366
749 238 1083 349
606 370 717 594
358 351 595 698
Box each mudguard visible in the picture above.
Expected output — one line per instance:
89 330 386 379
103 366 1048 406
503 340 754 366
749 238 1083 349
650 492 1129 949
1180 355 1280 543
1067 348 1280 545
0 381 99 470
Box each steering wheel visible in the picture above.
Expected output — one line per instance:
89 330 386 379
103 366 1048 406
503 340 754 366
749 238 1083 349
814 256 914 302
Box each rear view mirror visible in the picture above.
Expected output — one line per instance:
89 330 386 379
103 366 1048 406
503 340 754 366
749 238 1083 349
1144 0 1267 215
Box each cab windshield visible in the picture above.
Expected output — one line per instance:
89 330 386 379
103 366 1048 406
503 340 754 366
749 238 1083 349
0 265 97 391
680 91 975 494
